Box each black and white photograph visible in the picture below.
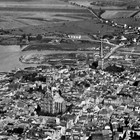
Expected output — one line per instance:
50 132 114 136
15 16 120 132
0 0 140 140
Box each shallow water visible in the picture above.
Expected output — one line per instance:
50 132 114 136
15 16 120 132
0 45 90 72
0 45 39 72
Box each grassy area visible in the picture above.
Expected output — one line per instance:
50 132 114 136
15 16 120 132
20 52 87 64
0 9 90 30
22 41 100 51
0 0 130 46
0 0 90 29
112 18 140 27
101 10 137 19
7 19 118 36
0 0 124 41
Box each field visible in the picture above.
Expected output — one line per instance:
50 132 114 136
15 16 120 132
134 12 140 18
22 41 100 51
20 52 87 64
69 0 127 9
0 0 92 29
0 10 93 29
0 0 124 47
6 18 118 37
0 0 126 36
101 10 137 19
69 0 92 7
112 18 140 27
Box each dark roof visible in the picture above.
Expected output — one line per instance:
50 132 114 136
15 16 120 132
104 95 117 100
105 64 125 73
89 61 98 69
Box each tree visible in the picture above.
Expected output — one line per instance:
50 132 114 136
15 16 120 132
124 118 129 127
61 136 65 140
109 115 114 140
89 61 98 69
35 104 41 115
122 130 127 140
117 125 123 133
119 136 123 140
134 132 138 139
28 33 32 42
22 34 26 39
130 131 133 139
36 34 42 40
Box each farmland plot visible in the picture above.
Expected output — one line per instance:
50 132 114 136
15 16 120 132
101 10 137 19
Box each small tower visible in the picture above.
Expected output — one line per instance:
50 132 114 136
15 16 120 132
98 38 104 70
40 91 54 114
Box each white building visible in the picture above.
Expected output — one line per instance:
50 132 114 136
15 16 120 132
68 34 82 40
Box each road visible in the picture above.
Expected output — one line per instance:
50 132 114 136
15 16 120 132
117 51 140 55
104 44 125 59
87 8 102 22
20 45 29 51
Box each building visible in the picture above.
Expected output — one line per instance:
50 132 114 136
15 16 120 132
40 91 54 114
54 92 66 114
104 96 122 106
20 36 29 47
68 34 82 40
91 132 111 140
91 133 105 140
40 89 66 115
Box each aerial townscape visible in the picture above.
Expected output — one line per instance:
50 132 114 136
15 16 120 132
1 0 140 140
